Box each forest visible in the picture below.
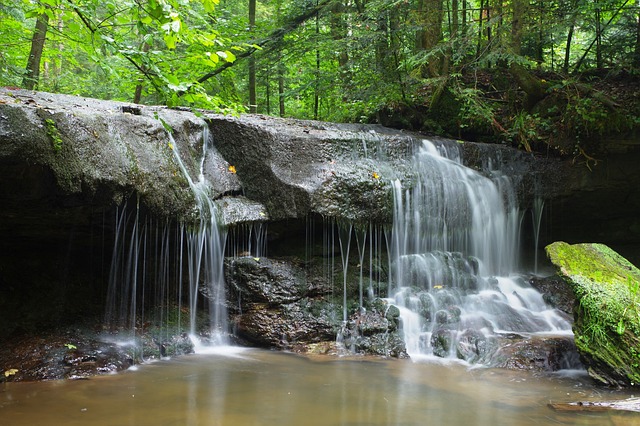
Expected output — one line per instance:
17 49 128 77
2 0 639 157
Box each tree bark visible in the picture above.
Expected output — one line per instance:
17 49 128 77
23 12 50 90
563 4 578 73
314 2 320 120
133 43 151 104
452 0 459 39
416 0 444 77
511 0 527 56
278 59 285 117
635 4 640 68
249 0 257 113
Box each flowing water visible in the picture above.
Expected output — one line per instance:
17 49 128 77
103 125 229 347
2 349 638 426
388 140 571 359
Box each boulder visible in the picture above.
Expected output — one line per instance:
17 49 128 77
488 334 579 371
546 241 640 386
223 256 337 348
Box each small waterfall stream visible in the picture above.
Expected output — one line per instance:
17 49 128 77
104 123 229 352
388 140 571 360
168 127 228 344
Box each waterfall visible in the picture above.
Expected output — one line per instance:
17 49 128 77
104 124 229 352
168 126 228 345
389 140 570 361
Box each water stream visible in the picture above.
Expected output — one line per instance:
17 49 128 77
387 140 571 359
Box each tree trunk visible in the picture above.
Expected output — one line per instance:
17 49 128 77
595 6 603 68
416 0 444 77
265 66 271 115
511 0 527 56
278 59 285 117
452 0 459 39
476 0 484 58
509 62 548 109
314 3 320 120
23 12 50 90
330 2 348 68
563 4 578 73
635 4 640 68
249 0 257 113
133 43 151 104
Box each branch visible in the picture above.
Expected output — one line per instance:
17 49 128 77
65 0 97 33
192 0 335 87
572 0 632 73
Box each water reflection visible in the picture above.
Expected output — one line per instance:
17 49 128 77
2 349 639 425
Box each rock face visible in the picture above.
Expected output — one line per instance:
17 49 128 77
1 88 640 378
223 256 406 357
546 242 640 386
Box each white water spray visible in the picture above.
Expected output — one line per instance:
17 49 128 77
168 126 228 345
389 140 570 360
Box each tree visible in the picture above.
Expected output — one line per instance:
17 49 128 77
22 9 49 89
248 0 257 113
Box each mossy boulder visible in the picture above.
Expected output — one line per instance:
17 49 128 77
546 241 640 387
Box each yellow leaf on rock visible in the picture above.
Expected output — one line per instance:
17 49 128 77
4 369 18 377
228 165 236 174
372 172 380 179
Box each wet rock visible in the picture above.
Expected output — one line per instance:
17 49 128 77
231 300 337 349
456 329 489 363
353 332 407 358
488 334 580 372
529 274 574 315
224 256 312 305
0 330 134 381
141 333 195 359
384 304 401 331
394 252 479 292
341 304 408 358
546 242 640 387
431 328 454 358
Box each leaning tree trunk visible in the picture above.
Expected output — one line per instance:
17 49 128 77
23 12 50 90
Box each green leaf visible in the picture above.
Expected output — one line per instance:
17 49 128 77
25 9 40 19
217 50 236 63
203 0 218 13
164 33 177 49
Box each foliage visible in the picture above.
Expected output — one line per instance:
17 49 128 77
1 0 639 152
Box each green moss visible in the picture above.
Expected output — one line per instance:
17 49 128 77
546 242 640 385
45 118 63 153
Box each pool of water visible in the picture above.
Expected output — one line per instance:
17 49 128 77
1 348 639 425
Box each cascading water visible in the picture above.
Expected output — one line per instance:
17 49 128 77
389 140 571 361
104 123 229 353
167 126 228 345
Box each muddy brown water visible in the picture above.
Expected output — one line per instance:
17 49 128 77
1 348 639 425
